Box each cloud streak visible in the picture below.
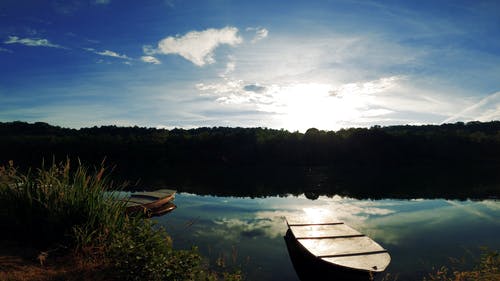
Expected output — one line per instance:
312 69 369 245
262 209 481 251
442 91 500 123
145 26 243 66
95 0 111 4
85 48 131 60
141 55 161 64
4 36 65 49
247 27 269 43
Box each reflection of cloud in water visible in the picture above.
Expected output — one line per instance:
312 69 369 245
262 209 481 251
194 211 289 241
196 195 397 242
283 195 396 227
168 194 500 279
445 200 499 223
182 194 499 250
361 200 500 246
481 200 500 211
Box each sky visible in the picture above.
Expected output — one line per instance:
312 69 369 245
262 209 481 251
1 0 500 132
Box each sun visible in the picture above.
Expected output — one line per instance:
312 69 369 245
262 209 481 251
269 83 366 132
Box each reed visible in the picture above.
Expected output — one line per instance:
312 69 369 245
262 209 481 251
424 249 500 281
0 160 242 281
0 159 125 248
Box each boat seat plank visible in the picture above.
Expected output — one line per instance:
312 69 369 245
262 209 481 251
296 234 366 239
132 189 176 199
125 197 161 205
286 216 343 226
318 250 388 258
290 224 362 238
297 236 385 258
130 194 162 200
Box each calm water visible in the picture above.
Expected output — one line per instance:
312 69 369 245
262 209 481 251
156 194 500 281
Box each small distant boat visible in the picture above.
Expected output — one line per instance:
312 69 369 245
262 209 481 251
123 189 176 217
285 217 390 281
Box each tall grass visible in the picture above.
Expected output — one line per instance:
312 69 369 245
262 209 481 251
424 249 500 281
0 159 125 247
0 160 242 281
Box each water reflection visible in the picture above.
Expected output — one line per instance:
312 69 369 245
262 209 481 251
158 194 500 281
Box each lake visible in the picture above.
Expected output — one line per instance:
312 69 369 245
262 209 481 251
156 193 500 281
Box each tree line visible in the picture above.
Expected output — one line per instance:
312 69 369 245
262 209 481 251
1 121 499 199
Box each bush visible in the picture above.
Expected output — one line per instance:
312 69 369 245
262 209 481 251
424 250 500 281
0 159 124 247
0 160 242 281
106 216 202 281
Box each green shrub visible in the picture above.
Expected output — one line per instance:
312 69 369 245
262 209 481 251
0 159 125 247
106 215 197 281
424 250 500 281
0 160 243 281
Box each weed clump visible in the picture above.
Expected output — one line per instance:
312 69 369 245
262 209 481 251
0 160 241 281
424 249 500 281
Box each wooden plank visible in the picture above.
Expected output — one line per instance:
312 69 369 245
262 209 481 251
288 222 344 227
297 236 384 258
290 223 361 238
318 250 388 258
296 234 366 240
126 197 158 205
133 189 176 199
285 216 343 226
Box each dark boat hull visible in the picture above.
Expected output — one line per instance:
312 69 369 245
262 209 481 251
284 229 376 281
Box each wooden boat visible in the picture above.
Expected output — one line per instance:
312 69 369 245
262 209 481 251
123 189 176 217
285 217 390 281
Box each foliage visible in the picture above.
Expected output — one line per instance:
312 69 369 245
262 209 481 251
0 159 123 246
424 250 500 281
0 160 243 281
105 216 199 281
3 121 500 199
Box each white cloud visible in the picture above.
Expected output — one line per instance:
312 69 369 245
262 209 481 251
224 61 236 74
247 27 269 43
95 50 130 60
146 26 243 66
84 48 131 60
164 0 175 7
196 79 275 106
141 55 161 64
197 75 444 131
442 91 500 123
4 36 65 48
0 47 12 53
329 76 400 97
219 55 236 77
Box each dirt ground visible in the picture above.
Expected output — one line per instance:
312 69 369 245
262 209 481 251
0 241 109 281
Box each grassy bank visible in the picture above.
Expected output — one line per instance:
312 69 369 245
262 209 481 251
0 160 241 281
1 160 498 281
423 250 500 281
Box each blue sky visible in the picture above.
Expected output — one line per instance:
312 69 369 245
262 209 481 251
1 0 499 131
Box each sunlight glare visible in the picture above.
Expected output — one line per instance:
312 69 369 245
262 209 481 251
303 207 335 223
267 83 371 132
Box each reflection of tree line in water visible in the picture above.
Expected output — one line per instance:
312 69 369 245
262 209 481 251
120 164 499 200
1 121 499 199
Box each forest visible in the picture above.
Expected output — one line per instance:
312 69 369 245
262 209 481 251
1 121 499 199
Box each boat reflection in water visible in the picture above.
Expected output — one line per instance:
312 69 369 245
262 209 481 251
284 217 390 281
